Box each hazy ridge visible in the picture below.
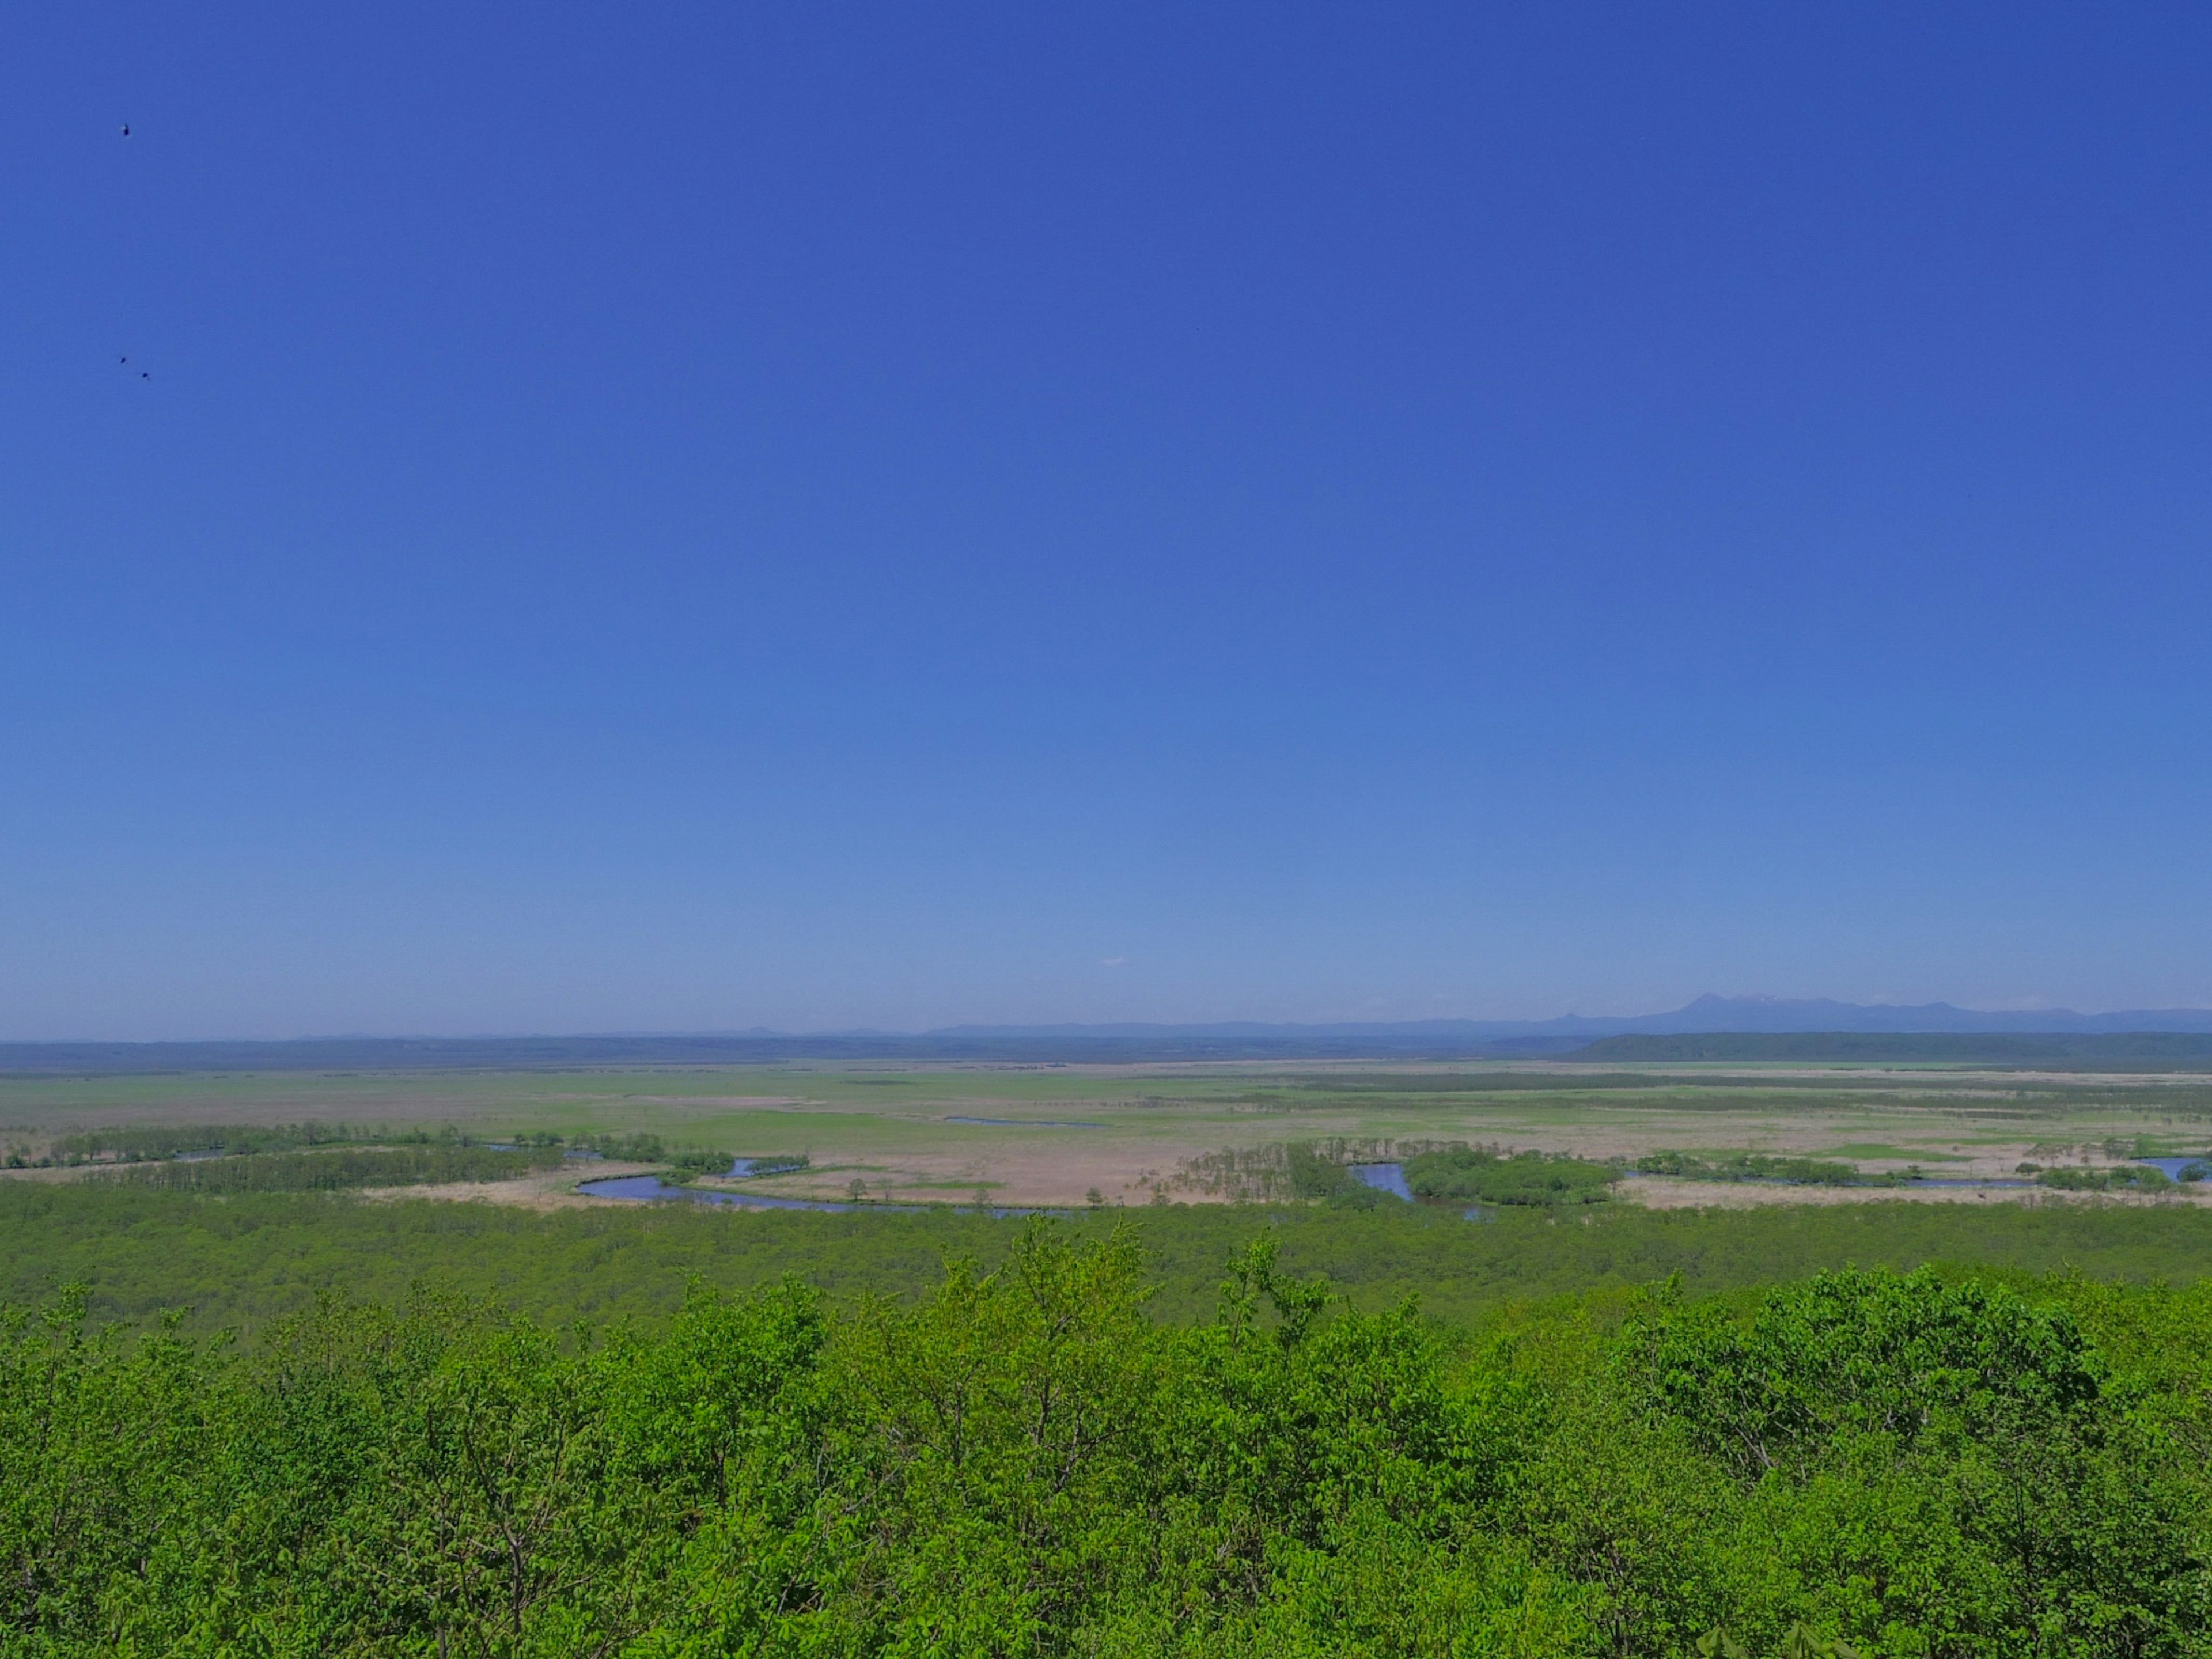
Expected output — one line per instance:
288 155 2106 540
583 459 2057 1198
9 994 2212 1073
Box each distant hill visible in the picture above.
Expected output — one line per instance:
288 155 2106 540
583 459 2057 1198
1575 994 2212 1036
1569 1031 2212 1065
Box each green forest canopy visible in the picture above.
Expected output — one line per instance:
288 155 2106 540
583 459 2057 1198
4 1222 2207 1656
10 1179 2212 1336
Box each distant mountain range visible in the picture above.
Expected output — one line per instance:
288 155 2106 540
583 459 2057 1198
933 994 2212 1040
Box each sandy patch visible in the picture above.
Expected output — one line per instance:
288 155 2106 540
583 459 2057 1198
695 1139 1229 1209
358 1161 666 1211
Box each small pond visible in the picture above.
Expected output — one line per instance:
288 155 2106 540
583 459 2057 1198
1349 1162 1413 1200
2136 1157 2212 1181
1349 1162 1494 1221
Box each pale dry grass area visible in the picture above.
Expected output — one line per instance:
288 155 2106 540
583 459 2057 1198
639 1127 2210 1212
691 1139 1221 1208
548 1160 2212 1215
358 1160 668 1211
0 1162 107 1185
5 1058 2209 1213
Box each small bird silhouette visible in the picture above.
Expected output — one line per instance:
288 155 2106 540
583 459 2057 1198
119 355 127 364
121 123 131 137
139 371 150 380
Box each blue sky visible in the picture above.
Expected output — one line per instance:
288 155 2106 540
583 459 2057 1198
5 3 2210 1038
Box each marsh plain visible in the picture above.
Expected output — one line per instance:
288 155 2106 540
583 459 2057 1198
6 1055 2210 1211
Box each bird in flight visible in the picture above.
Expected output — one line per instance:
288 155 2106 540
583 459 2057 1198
121 123 131 137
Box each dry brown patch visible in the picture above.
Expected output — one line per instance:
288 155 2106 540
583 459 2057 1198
358 1161 666 1211
711 1138 1244 1209
0 1162 109 1185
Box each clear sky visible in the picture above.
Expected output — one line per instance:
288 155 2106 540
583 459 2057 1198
5 3 2209 1039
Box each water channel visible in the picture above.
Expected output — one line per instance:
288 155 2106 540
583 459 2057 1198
580 1153 2206 1219
577 1175 877 1212
578 1169 1068 1218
